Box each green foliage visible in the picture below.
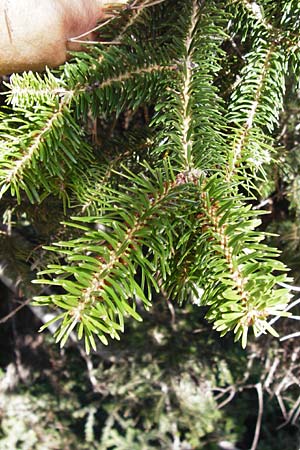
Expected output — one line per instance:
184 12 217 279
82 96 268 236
0 304 249 449
1 0 299 351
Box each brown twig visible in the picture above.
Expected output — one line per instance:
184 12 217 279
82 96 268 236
250 383 264 450
0 297 31 324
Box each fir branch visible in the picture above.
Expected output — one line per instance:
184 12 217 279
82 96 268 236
227 40 287 179
0 101 92 204
180 0 199 171
115 0 149 40
1 48 174 202
0 0 295 351
194 176 291 347
4 101 67 183
226 44 275 179
33 164 182 352
229 0 274 33
153 0 226 170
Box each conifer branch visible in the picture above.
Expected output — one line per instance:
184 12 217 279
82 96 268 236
231 0 273 32
0 0 294 351
4 101 67 185
33 165 183 351
227 44 276 179
180 0 199 171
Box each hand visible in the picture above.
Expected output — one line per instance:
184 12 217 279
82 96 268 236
0 0 122 75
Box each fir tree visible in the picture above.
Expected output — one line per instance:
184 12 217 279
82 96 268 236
0 0 298 353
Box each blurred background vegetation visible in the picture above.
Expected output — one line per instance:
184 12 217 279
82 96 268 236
1 292 300 449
